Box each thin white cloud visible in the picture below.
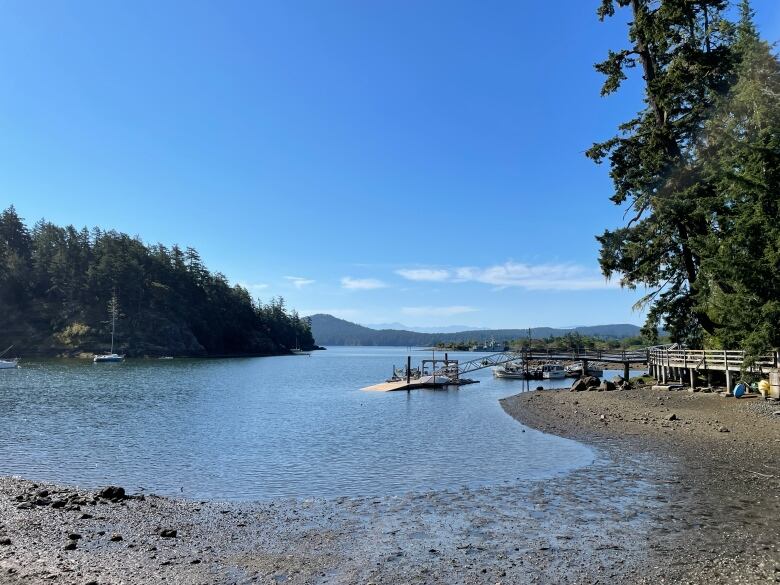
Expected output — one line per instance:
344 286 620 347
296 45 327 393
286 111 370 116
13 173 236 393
285 276 315 289
237 282 269 292
341 276 387 290
397 262 614 291
395 268 451 282
401 305 479 317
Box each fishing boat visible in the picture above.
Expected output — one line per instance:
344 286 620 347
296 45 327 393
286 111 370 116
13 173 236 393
493 362 530 379
564 363 604 377
94 292 125 363
0 345 19 369
542 363 565 379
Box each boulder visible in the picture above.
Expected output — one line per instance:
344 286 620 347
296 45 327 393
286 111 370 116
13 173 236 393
159 528 177 538
570 379 588 392
98 486 126 501
598 380 616 392
611 376 625 385
582 376 601 388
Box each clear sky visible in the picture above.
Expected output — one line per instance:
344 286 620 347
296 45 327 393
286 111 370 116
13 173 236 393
2 1 779 329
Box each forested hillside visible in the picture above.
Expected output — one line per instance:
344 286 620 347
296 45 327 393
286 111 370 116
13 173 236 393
309 314 643 346
0 206 314 357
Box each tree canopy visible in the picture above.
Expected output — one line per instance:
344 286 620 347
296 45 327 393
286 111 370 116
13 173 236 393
591 0 780 356
0 206 314 357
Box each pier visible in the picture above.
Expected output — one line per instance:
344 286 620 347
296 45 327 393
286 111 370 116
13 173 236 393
362 345 780 394
647 345 780 393
361 348 648 391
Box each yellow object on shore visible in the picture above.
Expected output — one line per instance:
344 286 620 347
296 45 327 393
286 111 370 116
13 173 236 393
758 379 770 397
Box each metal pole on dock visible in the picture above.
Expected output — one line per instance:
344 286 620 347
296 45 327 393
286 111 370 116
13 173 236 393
406 355 411 384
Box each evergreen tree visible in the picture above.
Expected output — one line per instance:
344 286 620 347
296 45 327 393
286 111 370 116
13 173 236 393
0 209 315 356
590 0 737 344
698 1 780 357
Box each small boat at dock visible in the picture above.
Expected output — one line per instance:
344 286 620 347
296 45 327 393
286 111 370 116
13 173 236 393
542 363 565 379
493 363 531 379
564 363 604 377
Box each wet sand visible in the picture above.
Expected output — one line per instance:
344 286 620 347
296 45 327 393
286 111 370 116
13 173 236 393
501 385 780 583
1 385 779 583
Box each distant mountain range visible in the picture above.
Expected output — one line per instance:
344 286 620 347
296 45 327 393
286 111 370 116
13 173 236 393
309 314 642 347
361 322 483 334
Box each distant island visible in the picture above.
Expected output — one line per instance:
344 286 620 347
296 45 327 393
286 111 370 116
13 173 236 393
0 206 315 357
309 313 646 347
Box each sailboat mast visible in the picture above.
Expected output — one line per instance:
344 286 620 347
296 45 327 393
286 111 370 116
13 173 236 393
110 302 115 354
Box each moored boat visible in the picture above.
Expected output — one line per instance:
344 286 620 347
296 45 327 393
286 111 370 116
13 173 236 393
0 358 19 369
93 353 124 363
542 363 565 379
94 292 125 364
493 363 530 379
0 345 19 369
564 364 604 377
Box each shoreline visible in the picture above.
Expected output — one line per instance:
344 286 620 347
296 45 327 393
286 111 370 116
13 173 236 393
1 386 779 583
501 385 780 583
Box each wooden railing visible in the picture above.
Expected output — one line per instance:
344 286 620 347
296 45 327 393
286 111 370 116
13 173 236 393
647 347 779 372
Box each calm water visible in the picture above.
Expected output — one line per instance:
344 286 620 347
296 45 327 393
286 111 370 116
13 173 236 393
0 347 596 500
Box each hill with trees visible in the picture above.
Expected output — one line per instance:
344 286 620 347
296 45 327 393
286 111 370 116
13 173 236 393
0 206 314 357
309 313 644 347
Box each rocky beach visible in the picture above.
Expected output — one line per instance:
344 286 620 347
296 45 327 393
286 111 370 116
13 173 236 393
502 384 780 583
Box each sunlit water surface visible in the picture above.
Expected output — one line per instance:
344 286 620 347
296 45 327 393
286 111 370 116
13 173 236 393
0 347 597 500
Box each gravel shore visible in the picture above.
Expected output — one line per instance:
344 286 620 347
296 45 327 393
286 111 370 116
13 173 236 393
501 384 780 583
2 384 779 584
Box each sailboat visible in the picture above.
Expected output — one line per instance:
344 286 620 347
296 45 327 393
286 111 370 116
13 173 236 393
290 336 310 356
0 345 19 369
94 292 125 363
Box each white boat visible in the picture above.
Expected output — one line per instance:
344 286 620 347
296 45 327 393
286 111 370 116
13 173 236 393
0 358 19 369
94 292 125 363
542 363 565 379
493 363 529 379
0 345 19 369
290 336 310 356
565 364 603 377
94 353 124 363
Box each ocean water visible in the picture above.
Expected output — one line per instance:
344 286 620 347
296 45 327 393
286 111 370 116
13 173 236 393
0 347 596 500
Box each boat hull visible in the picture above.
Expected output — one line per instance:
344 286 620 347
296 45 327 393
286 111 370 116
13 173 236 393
93 354 125 363
0 359 18 369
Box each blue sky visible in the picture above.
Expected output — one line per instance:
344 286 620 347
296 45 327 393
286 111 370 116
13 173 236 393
2 1 779 329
